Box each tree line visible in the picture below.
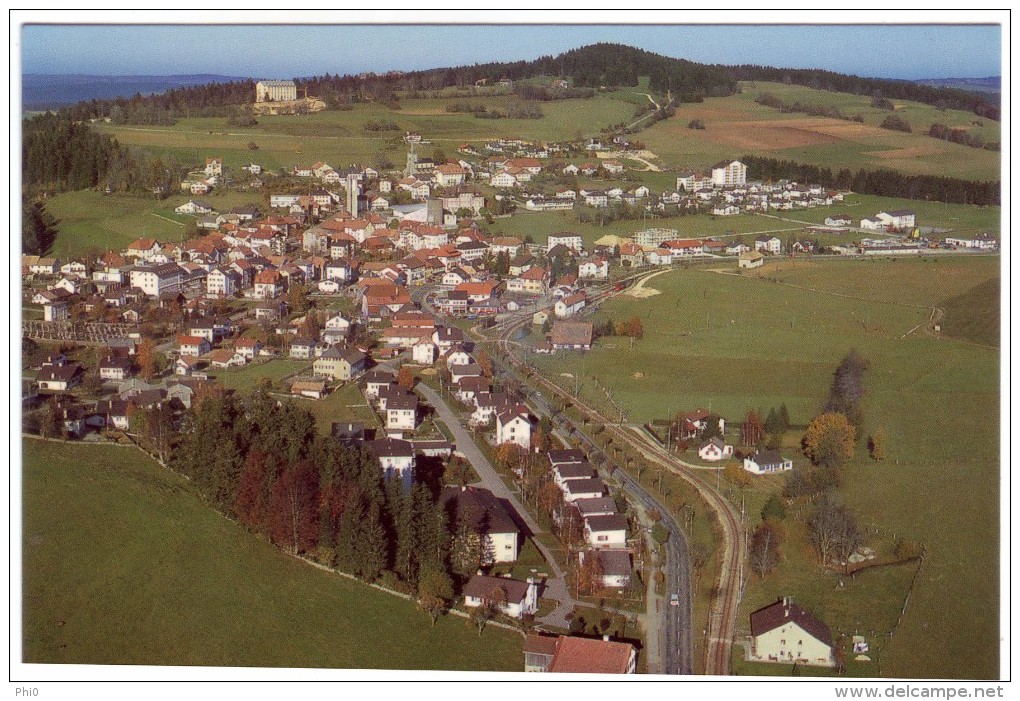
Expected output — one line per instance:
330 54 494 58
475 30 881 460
740 154 1000 206
23 112 188 196
755 91 865 123
158 386 512 619
59 79 258 124
730 64 999 120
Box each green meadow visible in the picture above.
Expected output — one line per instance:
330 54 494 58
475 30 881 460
530 256 999 678
22 439 521 670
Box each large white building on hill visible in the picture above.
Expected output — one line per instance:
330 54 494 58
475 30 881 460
256 80 297 102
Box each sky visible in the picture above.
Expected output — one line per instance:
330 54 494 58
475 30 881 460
19 21 1002 81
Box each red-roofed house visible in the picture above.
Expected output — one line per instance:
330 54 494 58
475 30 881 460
524 635 637 674
177 335 211 357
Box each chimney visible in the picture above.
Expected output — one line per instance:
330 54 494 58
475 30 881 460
602 635 610 642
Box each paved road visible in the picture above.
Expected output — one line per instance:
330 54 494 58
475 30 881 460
414 381 577 629
489 318 694 675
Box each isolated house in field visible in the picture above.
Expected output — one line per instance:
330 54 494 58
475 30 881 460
743 448 793 475
550 321 593 352
698 437 733 462
462 574 538 619
749 597 835 667
738 251 764 269
439 485 521 563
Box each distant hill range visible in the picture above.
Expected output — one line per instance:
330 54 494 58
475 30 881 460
22 73 248 110
914 76 1000 95
30 44 1000 122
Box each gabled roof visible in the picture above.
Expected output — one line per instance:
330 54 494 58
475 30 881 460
750 598 833 647
462 574 531 603
584 513 629 533
548 636 635 674
563 477 605 495
365 437 415 459
439 486 520 536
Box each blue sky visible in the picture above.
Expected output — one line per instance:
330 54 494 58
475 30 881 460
20 24 1001 80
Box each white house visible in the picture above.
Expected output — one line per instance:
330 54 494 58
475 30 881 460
496 405 532 449
462 574 539 619
584 514 629 549
743 449 794 475
385 393 419 432
412 341 437 365
875 209 916 230
698 437 734 462
365 438 416 482
547 234 584 253
175 200 214 216
749 598 835 667
177 335 211 358
440 486 521 563
738 251 765 269
578 258 609 280
130 263 183 298
754 236 783 255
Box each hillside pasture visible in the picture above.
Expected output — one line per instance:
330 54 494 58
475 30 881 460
530 258 999 678
21 439 521 670
640 82 1000 181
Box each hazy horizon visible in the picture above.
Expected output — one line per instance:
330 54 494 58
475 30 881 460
21 25 1001 82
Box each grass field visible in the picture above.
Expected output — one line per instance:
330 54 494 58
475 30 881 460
89 82 999 183
214 358 311 392
530 256 999 678
488 209 798 248
283 381 381 436
21 439 522 670
639 82 1000 181
773 193 1001 238
940 276 1000 347
44 189 268 259
93 92 638 174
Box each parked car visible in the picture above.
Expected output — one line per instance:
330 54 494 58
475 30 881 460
670 593 679 607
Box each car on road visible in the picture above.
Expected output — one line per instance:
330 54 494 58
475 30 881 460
670 593 679 607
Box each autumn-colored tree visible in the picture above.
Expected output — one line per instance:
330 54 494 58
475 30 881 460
576 551 605 597
299 309 321 338
417 566 454 626
476 349 493 377
397 365 416 390
741 409 765 447
137 337 156 381
868 429 887 461
625 316 644 339
37 401 62 439
724 460 753 488
269 460 320 554
802 412 856 468
536 480 563 520
443 456 474 487
191 380 225 411
235 450 270 529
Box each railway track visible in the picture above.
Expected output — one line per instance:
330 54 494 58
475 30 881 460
490 281 743 675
